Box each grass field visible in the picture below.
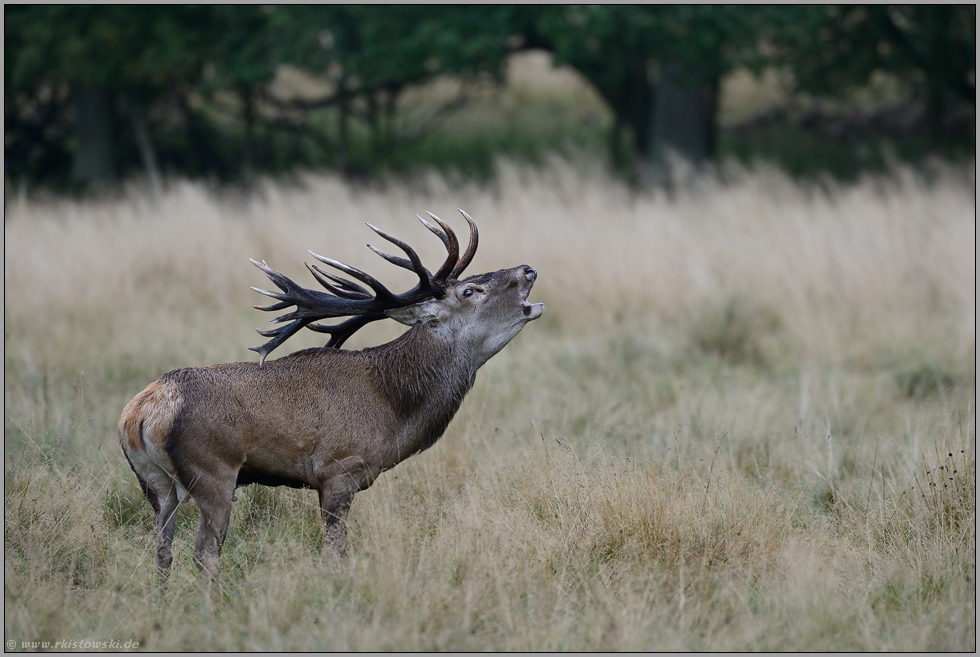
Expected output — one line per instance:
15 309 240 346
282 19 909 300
4 161 975 650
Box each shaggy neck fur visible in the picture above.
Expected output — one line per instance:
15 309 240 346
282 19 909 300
367 325 478 455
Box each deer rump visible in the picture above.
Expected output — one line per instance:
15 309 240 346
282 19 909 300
119 210 544 581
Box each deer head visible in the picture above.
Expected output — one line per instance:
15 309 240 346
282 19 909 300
249 209 544 365
386 265 544 366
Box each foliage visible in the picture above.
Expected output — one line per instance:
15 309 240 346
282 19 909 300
263 6 517 172
3 6 975 190
765 5 976 150
529 6 765 168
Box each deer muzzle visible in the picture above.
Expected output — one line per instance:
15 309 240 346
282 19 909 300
521 268 545 318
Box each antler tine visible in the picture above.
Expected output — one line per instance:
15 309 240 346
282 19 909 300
425 212 459 282
250 284 293 305
365 222 431 288
250 290 293 311
307 264 371 296
451 209 480 278
249 319 306 366
367 244 435 280
416 213 452 251
250 259 325 310
306 313 385 348
250 258 296 296
253 300 293 312
305 262 372 300
308 251 397 301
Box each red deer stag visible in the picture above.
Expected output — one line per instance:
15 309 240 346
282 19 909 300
119 210 544 580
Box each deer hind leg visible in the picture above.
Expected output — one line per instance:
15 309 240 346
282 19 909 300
155 483 181 577
132 462 186 580
193 499 233 583
180 461 240 583
192 482 237 583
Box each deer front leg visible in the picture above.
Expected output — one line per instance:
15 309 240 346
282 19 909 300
316 457 379 560
319 486 355 559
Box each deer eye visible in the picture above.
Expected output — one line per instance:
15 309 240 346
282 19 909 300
462 288 474 298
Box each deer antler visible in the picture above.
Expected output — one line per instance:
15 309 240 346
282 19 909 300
249 209 479 365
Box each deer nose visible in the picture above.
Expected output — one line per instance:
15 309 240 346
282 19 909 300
524 268 537 282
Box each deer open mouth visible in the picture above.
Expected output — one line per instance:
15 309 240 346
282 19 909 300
520 267 545 319
521 293 545 318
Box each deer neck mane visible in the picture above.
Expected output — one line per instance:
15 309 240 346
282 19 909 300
366 325 478 453
368 325 477 412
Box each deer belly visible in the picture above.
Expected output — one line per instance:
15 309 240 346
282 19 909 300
236 450 317 490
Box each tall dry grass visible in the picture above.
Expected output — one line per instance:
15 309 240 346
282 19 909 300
4 161 975 650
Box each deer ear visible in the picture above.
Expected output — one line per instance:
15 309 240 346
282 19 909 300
386 300 441 326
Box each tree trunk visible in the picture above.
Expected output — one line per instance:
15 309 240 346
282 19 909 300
382 86 400 161
336 79 350 177
645 59 719 185
366 91 380 162
241 86 256 184
924 84 947 153
71 84 115 192
129 105 162 200
609 112 624 173
179 94 220 177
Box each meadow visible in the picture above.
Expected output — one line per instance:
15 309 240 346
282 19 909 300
4 160 975 650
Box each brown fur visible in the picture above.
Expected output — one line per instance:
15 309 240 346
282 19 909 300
120 263 544 581
118 379 180 452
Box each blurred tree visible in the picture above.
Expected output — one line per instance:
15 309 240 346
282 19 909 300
5 5 518 187
5 5 974 191
5 7 73 189
5 5 216 190
265 5 514 176
196 6 279 183
526 6 765 180
765 5 976 151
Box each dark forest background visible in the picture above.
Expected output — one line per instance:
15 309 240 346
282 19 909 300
5 5 975 193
